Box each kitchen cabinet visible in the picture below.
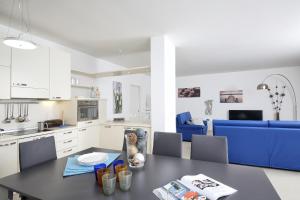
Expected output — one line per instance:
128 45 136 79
11 46 50 98
0 140 18 178
99 125 125 151
0 42 11 67
0 66 10 99
78 125 100 151
49 48 71 100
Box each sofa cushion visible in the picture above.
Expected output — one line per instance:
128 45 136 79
213 120 268 127
177 112 192 125
268 120 300 129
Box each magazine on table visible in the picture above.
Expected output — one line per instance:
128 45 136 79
153 174 237 200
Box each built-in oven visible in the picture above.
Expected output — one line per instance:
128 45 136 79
77 100 99 122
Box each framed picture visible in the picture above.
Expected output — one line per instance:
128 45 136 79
178 87 201 98
220 90 243 103
113 81 122 113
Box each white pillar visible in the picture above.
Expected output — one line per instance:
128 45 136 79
151 36 176 132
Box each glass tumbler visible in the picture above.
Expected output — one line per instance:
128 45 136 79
102 173 116 196
118 170 133 191
97 168 110 187
115 164 128 182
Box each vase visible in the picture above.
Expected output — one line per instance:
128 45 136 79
125 129 147 169
275 112 280 120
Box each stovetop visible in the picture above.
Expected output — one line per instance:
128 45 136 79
4 129 52 137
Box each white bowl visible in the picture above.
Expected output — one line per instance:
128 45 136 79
77 152 108 166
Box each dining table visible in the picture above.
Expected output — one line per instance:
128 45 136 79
0 147 280 200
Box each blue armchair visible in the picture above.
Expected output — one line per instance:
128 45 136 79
176 112 208 141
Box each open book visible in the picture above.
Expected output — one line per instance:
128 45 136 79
153 174 237 200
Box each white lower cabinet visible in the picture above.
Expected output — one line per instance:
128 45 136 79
78 125 100 151
99 125 125 151
0 66 10 99
0 140 18 178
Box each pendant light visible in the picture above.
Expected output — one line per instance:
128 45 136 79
3 0 37 50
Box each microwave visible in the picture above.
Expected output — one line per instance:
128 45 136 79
77 100 99 122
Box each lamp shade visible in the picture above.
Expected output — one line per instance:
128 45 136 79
3 37 37 50
257 83 269 90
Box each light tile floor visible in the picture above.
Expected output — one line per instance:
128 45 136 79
182 141 300 200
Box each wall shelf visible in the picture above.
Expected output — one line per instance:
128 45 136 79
71 85 94 89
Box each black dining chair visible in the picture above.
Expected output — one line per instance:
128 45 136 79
191 135 229 164
19 136 57 171
153 131 182 158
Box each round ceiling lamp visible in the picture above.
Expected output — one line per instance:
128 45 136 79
3 36 37 50
3 0 37 50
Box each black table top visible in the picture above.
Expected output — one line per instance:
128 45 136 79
0 148 280 200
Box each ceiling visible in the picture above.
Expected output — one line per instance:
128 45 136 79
0 0 300 76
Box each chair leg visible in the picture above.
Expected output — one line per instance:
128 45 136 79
8 190 13 200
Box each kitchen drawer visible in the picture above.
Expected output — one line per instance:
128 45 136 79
57 146 78 158
54 129 77 141
77 120 100 128
55 137 78 151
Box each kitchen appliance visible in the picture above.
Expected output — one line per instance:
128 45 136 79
37 122 47 132
44 119 63 128
77 100 99 122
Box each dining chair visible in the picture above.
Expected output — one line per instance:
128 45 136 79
19 136 57 171
191 135 228 164
153 132 182 158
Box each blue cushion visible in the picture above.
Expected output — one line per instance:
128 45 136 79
268 120 300 129
177 112 192 125
213 120 268 127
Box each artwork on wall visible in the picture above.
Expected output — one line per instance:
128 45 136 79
113 81 122 114
204 100 213 115
178 87 201 98
220 90 243 103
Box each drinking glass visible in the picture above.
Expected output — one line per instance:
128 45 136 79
102 173 116 196
115 164 128 182
97 168 110 187
93 163 106 181
118 170 132 191
113 160 124 174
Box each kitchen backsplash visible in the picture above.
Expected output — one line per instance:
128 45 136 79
0 101 62 131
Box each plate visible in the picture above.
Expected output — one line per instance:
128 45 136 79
77 152 108 166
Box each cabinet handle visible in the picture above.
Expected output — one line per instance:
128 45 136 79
0 143 9 147
104 125 111 128
86 121 93 124
21 83 27 86
10 142 16 145
80 128 87 132
54 97 62 99
64 140 72 144
63 149 72 153
64 131 72 135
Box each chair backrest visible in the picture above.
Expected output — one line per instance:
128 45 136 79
19 136 57 171
176 112 192 125
191 135 228 164
153 132 182 158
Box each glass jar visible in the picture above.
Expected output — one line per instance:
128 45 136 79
125 128 147 168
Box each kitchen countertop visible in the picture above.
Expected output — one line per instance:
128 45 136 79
100 121 151 128
0 125 77 142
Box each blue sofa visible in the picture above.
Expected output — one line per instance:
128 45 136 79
176 112 208 141
213 120 300 171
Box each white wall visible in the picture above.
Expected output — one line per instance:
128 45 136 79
95 74 151 121
176 66 300 128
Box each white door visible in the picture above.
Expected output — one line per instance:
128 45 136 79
49 48 71 100
11 46 50 98
78 125 100 150
0 140 18 178
0 66 10 99
99 125 124 151
0 42 11 67
130 85 141 118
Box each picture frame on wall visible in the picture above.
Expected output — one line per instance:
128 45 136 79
220 90 243 103
113 81 122 113
178 87 201 98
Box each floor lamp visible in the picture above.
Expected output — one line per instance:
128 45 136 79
257 74 298 120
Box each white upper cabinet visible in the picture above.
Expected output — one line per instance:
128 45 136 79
11 46 50 98
0 42 11 67
0 42 11 99
49 48 71 100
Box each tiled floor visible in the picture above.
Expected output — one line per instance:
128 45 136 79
183 141 300 200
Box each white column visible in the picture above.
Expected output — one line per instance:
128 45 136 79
151 36 176 132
